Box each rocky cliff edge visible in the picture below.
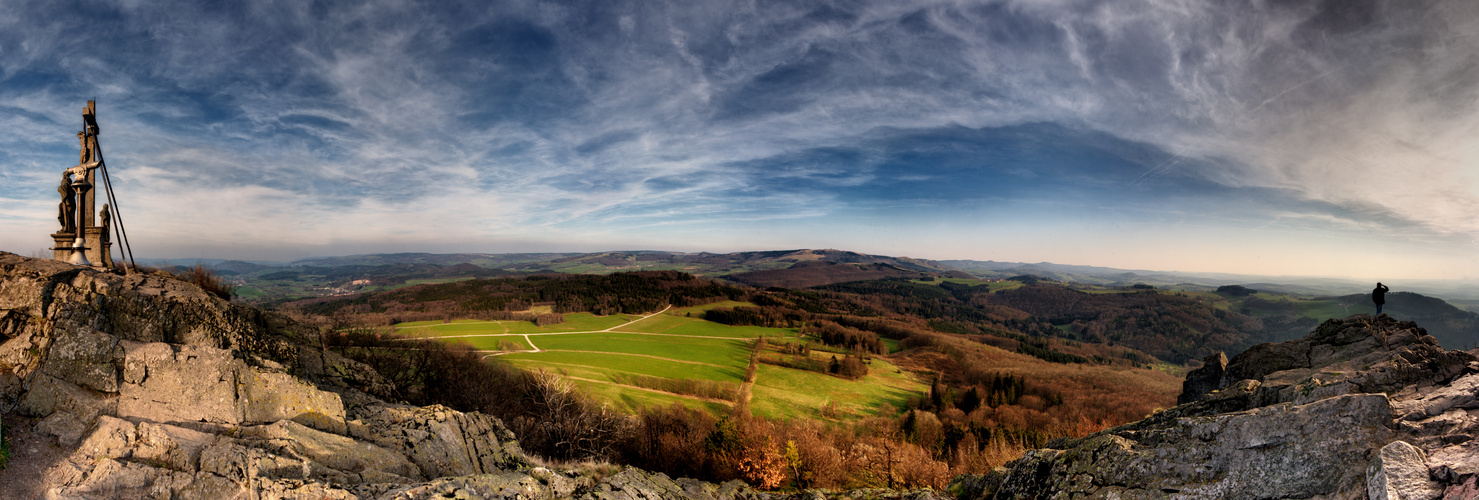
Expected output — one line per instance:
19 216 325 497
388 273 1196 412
952 314 1479 499
0 253 944 500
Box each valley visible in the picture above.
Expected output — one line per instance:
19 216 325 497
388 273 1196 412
182 249 1478 488
11 249 1478 493
386 304 930 419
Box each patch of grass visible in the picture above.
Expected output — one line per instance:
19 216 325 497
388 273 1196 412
499 341 923 423
0 422 9 470
530 333 750 366
913 278 991 286
501 351 742 382
396 318 489 327
669 300 757 316
749 357 923 421
402 277 479 286
620 314 796 338
454 336 532 351
395 312 636 335
411 310 922 423
609 373 741 401
881 337 901 353
566 377 731 415
1294 299 1358 320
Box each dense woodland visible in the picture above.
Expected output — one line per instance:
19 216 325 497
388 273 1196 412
986 284 1314 363
290 271 746 323
249 262 517 289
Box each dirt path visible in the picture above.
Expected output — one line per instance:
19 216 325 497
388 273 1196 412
0 414 70 499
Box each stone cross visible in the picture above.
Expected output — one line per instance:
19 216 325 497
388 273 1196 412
52 100 113 267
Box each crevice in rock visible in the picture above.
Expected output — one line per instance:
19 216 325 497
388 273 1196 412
38 268 85 318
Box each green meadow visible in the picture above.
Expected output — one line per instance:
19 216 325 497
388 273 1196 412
395 309 927 420
396 313 638 337
750 360 920 420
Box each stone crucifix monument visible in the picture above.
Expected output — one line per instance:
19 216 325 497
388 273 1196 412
51 101 114 267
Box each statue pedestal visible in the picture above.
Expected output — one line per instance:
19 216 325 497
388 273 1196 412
51 229 111 268
51 232 75 261
85 227 111 267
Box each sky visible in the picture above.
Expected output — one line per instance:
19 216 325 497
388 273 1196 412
2 0 1478 281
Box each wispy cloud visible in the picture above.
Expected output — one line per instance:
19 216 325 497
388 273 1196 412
1 0 1475 278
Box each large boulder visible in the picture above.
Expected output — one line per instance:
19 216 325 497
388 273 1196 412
962 316 1479 499
0 254 529 498
990 394 1392 498
1175 315 1473 414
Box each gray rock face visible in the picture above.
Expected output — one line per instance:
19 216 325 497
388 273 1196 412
960 315 1479 499
0 254 530 497
990 394 1392 498
0 253 951 500
1177 315 1471 410
1367 441 1443 500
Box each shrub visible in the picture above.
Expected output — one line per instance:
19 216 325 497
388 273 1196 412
325 329 629 462
134 263 236 301
178 264 236 301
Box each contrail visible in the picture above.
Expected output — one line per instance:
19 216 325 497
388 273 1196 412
1247 66 1343 115
1132 145 1191 186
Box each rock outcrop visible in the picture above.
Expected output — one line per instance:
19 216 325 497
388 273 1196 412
954 315 1479 499
0 253 949 499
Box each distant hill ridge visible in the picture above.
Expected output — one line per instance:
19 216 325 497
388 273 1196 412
270 249 973 287
717 249 975 288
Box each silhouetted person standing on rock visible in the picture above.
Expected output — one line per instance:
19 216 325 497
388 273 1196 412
1373 282 1390 315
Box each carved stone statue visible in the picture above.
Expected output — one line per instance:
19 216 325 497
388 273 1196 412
78 131 92 165
99 204 111 244
58 173 76 233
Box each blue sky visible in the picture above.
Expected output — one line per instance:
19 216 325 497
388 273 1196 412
2 0 1478 280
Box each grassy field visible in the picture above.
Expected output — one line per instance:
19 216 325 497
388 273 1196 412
501 350 743 381
567 376 731 414
400 277 480 287
750 357 922 420
1293 298 1359 319
622 314 799 338
444 335 531 351
912 278 1023 292
670 300 758 315
399 308 926 421
531 333 750 366
396 313 639 337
